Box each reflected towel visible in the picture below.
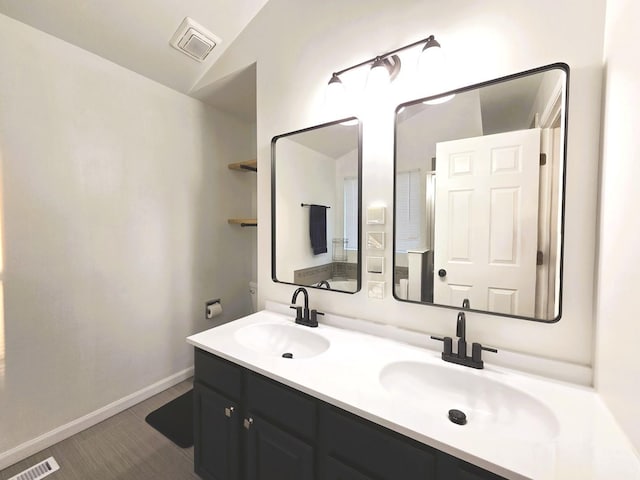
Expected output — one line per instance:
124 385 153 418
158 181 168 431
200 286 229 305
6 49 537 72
309 205 327 255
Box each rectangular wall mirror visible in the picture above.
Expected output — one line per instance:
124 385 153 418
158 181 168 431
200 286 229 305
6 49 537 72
393 63 568 322
272 117 362 293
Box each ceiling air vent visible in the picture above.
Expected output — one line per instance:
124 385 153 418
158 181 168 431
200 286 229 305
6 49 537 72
169 17 221 62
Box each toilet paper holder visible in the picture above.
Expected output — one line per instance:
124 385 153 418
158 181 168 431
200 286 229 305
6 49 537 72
205 299 222 319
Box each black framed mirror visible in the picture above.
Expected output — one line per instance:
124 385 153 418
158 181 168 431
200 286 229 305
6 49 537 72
393 63 569 322
272 117 362 293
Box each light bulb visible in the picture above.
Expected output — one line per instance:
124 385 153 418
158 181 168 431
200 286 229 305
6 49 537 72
325 74 346 110
417 42 444 76
366 58 391 94
417 36 452 99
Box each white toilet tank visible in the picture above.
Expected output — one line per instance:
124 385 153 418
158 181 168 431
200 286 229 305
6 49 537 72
249 281 258 312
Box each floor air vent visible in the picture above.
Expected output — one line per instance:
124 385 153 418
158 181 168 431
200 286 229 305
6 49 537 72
8 457 59 480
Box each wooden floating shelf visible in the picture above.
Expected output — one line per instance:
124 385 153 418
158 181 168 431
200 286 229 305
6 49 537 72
228 160 257 172
228 218 257 227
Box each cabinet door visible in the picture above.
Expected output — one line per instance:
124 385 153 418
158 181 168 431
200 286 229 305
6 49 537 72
245 414 314 480
194 382 241 480
324 456 378 480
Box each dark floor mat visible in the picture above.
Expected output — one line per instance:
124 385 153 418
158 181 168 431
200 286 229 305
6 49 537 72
145 389 193 448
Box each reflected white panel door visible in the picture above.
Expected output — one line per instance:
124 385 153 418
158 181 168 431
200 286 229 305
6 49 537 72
433 129 540 316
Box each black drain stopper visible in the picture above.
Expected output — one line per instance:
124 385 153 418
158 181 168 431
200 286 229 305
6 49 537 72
448 409 467 425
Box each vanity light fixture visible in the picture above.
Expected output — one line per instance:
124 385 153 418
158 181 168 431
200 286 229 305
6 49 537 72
417 35 443 76
367 55 401 92
326 34 445 101
326 73 346 105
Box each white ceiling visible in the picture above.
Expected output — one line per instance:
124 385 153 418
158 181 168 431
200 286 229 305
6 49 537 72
190 62 257 123
287 122 360 159
0 0 266 102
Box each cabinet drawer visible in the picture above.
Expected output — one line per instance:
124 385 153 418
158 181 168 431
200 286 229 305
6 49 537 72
318 404 437 480
194 349 243 399
246 372 316 441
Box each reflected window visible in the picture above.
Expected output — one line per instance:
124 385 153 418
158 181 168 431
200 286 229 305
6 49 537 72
395 169 423 252
343 176 358 250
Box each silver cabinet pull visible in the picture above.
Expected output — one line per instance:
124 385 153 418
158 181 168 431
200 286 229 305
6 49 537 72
243 417 254 430
224 406 234 418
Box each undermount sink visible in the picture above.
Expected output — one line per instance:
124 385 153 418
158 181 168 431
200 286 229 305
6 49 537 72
379 361 559 442
233 323 330 359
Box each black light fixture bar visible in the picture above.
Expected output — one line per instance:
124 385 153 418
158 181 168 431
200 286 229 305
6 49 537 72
331 35 437 77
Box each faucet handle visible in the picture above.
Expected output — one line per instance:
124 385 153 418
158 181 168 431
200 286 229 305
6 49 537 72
471 342 498 363
289 305 303 321
430 335 453 355
310 309 324 326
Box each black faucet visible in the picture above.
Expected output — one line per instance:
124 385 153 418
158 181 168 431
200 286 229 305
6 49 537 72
430 309 497 369
290 287 323 327
316 280 331 289
456 311 467 360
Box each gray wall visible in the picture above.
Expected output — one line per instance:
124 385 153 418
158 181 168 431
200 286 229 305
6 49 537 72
0 13 255 459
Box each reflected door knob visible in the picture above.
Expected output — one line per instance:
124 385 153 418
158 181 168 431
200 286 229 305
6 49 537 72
243 417 254 430
438 269 447 278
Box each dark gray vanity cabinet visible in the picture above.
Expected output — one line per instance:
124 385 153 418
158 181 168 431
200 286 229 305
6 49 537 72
194 349 243 480
436 457 507 480
194 382 241 480
318 404 437 479
245 413 314 480
194 348 506 480
244 372 315 480
194 349 315 480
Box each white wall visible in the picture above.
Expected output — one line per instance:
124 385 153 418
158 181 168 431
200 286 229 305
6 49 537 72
204 0 605 369
0 13 255 460
595 0 640 453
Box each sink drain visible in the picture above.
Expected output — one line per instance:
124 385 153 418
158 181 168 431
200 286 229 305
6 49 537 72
282 352 293 359
448 409 467 425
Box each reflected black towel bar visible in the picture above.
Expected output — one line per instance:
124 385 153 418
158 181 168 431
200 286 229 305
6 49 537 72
301 203 331 208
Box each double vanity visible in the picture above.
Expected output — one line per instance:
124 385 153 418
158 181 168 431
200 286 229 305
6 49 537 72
187 302 640 480
187 62 640 479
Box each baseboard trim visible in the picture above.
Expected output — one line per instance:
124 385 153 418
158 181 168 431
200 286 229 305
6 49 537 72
0 366 194 471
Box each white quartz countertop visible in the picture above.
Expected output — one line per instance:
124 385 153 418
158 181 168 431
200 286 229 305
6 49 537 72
187 306 640 480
